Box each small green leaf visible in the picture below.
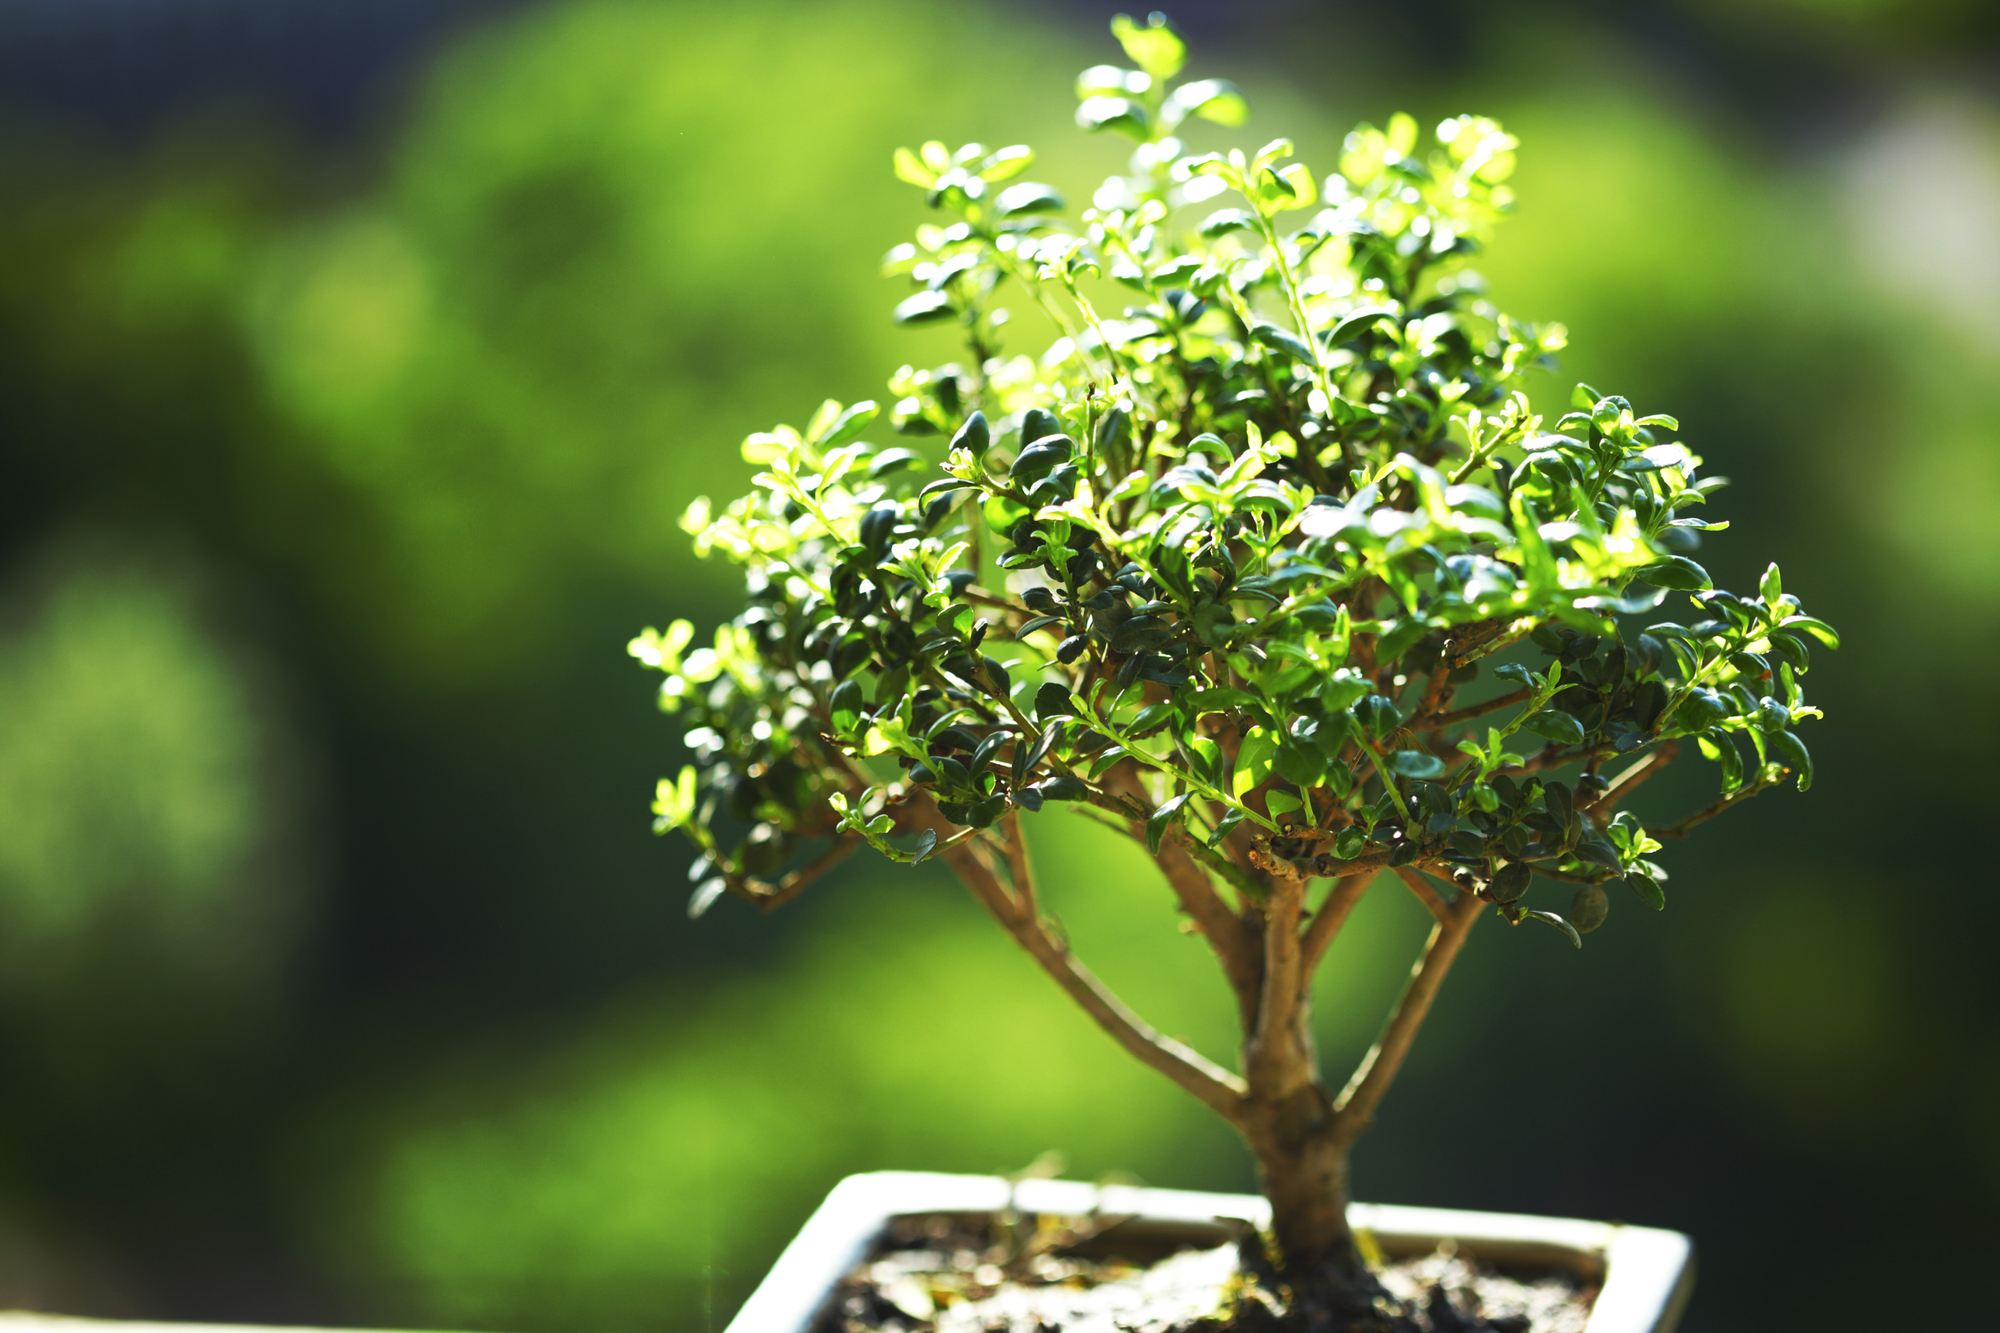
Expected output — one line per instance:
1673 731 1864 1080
1076 95 1152 140
1779 615 1840 650
1488 861 1531 903
815 399 880 448
1772 729 1814 791
1640 556 1712 591
1626 874 1666 910
894 291 955 325
1521 709 1586 746
1163 78 1248 129
893 146 934 187
1233 726 1278 798
1185 735 1222 781
1147 793 1191 854
1569 883 1609 933
1385 749 1446 779
1198 208 1258 238
1110 10 1186 80
994 182 1066 218
688 878 728 920
1328 306 1397 345
1526 909 1583 949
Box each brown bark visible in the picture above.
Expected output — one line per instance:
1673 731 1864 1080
913 786 1488 1307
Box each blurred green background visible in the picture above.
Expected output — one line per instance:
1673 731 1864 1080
0 1 1995 1329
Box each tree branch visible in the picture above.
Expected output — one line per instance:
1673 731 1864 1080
1102 768 1264 1026
999 810 1037 918
1425 686 1532 731
1587 742 1678 822
1299 868 1378 984
1391 865 1449 923
746 835 862 912
1648 774 1779 840
918 800 1248 1119
1159 835 1265 1030
1332 889 1483 1142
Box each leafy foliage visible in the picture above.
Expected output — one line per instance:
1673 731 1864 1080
632 15 1834 946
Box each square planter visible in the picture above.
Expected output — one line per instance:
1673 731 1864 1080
728 1171 1693 1333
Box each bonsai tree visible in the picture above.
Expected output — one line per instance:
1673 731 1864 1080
630 12 1835 1324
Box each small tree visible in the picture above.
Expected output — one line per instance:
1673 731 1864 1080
631 12 1834 1323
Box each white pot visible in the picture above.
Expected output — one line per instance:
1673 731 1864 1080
728 1171 1694 1333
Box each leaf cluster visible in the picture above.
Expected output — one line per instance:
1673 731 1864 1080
633 13 1836 947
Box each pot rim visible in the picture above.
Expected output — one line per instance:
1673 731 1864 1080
726 1170 1694 1333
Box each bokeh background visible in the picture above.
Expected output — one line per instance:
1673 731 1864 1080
1 1 1996 1329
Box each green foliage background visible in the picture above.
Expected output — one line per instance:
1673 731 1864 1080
0 2 1994 1331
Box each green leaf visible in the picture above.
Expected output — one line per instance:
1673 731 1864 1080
1779 615 1841 649
1251 321 1315 362
1772 729 1814 791
1163 78 1248 128
1488 861 1531 903
979 144 1034 182
1569 883 1609 933
894 291 955 325
1198 207 1258 238
993 182 1066 218
1111 11 1186 80
1328 306 1397 345
1187 687 1264 718
1384 749 1446 779
829 679 865 734
688 875 729 919
1146 793 1191 854
893 147 934 187
1075 64 1150 98
868 447 924 479
1265 790 1303 821
1626 874 1666 910
814 399 880 448
1233 726 1278 798
1076 95 1152 140
1035 775 1090 802
1640 556 1712 591
1526 910 1583 949
1520 709 1586 745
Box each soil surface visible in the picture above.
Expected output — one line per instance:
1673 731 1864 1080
810 1212 1595 1333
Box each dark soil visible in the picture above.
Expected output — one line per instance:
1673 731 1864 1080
810 1212 1595 1333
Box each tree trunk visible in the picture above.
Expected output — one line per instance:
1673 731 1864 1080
1238 1086 1362 1273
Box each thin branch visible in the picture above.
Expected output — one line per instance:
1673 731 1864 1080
1160 836 1265 1029
1299 869 1377 983
1426 686 1532 731
1648 775 1778 840
1391 865 1449 923
1411 662 1455 730
919 800 1248 1119
1099 769 1264 1024
1587 742 1679 822
748 835 862 912
1332 889 1483 1142
999 810 1037 918
1493 742 1609 777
